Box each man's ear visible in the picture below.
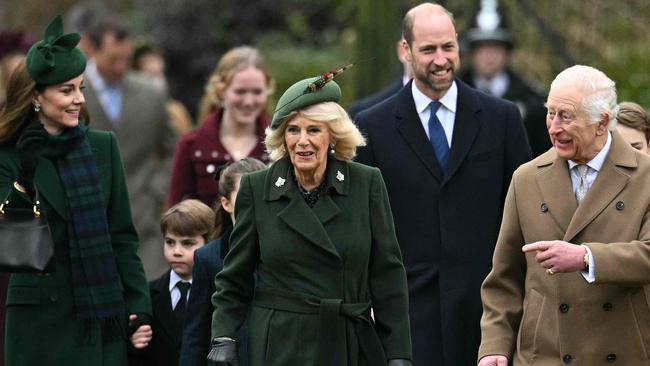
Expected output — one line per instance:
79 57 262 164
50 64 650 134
596 113 610 135
401 39 413 62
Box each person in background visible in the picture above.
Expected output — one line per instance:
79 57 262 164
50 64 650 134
478 65 650 366
132 199 215 366
348 36 413 119
459 0 549 157
208 74 412 366
0 31 33 109
82 16 178 279
168 46 272 207
132 41 194 136
0 16 151 365
355 3 532 365
614 101 649 154
179 157 266 366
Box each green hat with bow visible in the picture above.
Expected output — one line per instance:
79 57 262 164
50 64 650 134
271 64 353 129
26 16 86 85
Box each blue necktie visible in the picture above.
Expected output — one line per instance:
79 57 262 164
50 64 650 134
428 101 449 171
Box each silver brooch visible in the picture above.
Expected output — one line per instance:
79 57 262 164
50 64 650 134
275 177 286 187
336 170 344 182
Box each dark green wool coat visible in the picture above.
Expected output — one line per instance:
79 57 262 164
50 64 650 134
211 156 412 366
0 130 152 365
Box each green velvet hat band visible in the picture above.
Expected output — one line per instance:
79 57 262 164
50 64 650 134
26 15 86 85
271 76 342 129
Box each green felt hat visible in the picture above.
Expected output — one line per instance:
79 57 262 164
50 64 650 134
26 16 86 85
271 76 341 129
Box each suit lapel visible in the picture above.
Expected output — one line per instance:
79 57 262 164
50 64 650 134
266 157 342 260
564 132 635 241
535 151 577 235
83 78 113 132
444 81 482 185
395 81 444 182
152 272 181 344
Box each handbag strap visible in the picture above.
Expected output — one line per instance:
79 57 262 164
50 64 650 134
0 182 41 217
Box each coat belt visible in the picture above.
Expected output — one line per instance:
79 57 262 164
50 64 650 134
253 287 387 366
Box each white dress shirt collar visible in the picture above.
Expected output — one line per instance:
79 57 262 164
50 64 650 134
567 131 612 172
411 80 458 114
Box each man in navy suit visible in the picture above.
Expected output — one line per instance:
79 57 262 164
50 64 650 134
355 3 532 366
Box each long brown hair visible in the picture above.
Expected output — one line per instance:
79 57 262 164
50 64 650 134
0 61 36 142
0 60 90 144
214 157 266 237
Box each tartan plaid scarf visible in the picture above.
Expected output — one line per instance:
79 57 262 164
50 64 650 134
43 125 124 323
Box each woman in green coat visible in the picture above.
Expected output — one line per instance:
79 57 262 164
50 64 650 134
208 74 412 366
0 16 152 365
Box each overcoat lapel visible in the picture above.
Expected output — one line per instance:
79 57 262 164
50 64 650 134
444 81 481 185
564 132 635 242
535 151 577 235
34 159 66 219
395 82 444 182
116 79 136 133
266 157 344 260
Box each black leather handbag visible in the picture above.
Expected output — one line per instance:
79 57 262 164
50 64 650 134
0 183 54 272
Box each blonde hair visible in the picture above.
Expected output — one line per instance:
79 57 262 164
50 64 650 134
264 102 366 162
197 46 275 123
160 199 216 242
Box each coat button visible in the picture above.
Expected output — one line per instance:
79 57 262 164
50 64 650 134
559 303 570 313
49 293 58 303
615 201 624 210
563 354 573 364
206 164 216 173
540 203 548 213
194 150 202 157
606 353 617 362
211 151 219 158
603 302 613 311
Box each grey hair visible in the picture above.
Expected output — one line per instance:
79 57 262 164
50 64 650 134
550 65 618 130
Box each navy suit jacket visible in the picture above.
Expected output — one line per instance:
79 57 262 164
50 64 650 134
179 228 247 366
355 79 532 366
348 77 404 119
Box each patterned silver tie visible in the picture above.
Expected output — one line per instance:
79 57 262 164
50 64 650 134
575 164 589 204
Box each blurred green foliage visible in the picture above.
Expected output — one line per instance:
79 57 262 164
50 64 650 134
1 0 648 112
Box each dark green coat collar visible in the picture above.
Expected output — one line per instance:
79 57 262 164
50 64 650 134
264 155 350 202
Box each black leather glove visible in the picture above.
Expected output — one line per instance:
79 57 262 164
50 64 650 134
127 312 153 336
388 359 412 366
207 337 239 366
15 119 48 193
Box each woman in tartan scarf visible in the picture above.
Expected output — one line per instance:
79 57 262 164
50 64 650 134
0 16 152 365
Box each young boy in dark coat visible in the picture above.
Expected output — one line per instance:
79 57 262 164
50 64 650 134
132 199 216 366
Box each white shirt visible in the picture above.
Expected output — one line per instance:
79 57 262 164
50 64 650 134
412 81 458 148
168 270 192 310
567 131 612 283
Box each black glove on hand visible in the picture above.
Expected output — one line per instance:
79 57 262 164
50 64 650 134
127 312 153 336
207 337 239 366
388 359 412 366
15 119 48 193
